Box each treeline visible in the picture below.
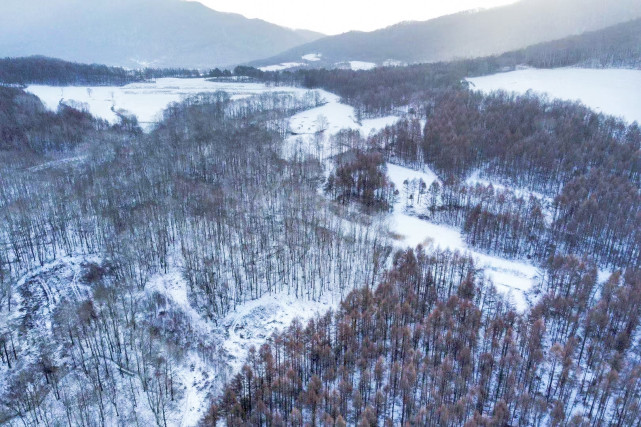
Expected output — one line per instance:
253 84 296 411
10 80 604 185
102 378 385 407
372 90 641 269
0 86 112 152
260 62 482 117
0 56 201 86
213 248 641 426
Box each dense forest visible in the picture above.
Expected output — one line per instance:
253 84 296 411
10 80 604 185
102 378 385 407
0 56 201 86
206 51 641 425
372 90 641 270
215 248 641 426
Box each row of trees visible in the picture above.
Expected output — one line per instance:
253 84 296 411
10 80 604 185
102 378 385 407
0 56 211 87
214 248 641 426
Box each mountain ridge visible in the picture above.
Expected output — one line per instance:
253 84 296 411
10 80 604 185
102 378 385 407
0 0 325 69
252 0 641 68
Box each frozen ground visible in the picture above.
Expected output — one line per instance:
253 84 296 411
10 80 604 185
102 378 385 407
147 270 339 423
26 78 309 131
220 293 337 375
348 61 377 71
258 62 304 72
386 163 540 310
302 53 322 62
467 68 641 124
286 91 400 159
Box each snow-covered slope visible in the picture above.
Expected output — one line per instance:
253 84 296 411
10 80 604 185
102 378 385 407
467 68 641 124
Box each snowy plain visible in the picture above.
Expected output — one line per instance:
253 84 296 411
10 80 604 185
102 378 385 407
258 62 304 72
467 68 641 124
26 78 311 131
346 61 377 71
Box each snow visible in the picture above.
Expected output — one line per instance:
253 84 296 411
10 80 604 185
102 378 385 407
221 293 335 374
26 78 308 131
386 163 540 310
145 267 342 423
285 93 540 309
467 68 641 124
258 62 304 72
146 268 215 339
302 53 322 62
286 91 400 158
348 61 377 71
361 115 404 137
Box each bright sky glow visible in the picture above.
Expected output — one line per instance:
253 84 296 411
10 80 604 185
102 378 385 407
190 0 520 35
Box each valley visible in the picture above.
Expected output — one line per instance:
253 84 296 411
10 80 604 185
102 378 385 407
2 0 641 425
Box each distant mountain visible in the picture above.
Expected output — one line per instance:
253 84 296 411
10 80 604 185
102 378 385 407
0 0 324 69
494 17 641 69
253 0 641 69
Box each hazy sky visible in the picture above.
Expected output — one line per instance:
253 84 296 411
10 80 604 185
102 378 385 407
192 0 520 35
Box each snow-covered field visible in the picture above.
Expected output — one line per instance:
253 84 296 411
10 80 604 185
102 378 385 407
258 62 304 72
467 68 641 124
302 53 322 62
26 78 309 131
220 294 336 374
347 61 377 71
285 90 400 158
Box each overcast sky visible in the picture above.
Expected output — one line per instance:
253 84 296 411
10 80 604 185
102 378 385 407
191 0 520 35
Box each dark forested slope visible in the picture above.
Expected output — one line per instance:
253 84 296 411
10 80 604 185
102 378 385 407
215 248 641 426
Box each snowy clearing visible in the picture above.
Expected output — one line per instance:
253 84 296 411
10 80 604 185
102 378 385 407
383 59 406 67
302 53 322 61
386 163 540 310
221 293 337 375
26 78 309 131
258 62 304 72
467 68 641 124
286 92 400 158
348 61 377 71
